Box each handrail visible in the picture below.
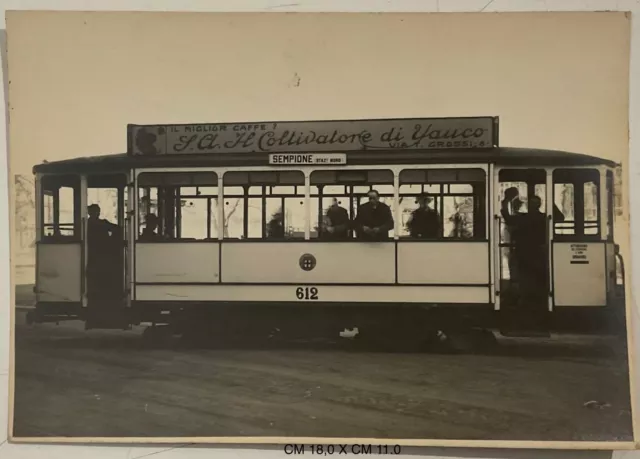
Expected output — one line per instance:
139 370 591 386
615 244 625 289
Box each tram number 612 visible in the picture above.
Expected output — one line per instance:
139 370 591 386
296 287 319 300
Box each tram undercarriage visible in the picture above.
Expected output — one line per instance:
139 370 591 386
26 291 627 353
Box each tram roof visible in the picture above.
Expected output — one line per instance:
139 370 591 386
32 147 617 174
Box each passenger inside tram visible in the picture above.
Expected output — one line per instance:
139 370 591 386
353 190 394 241
406 193 440 239
324 198 350 240
139 213 165 241
267 208 285 239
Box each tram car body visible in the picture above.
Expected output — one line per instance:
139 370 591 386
26 117 627 342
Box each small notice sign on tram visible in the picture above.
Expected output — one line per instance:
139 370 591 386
269 153 347 165
570 243 590 264
127 116 498 156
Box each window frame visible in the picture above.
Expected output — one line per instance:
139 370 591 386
135 170 219 242
222 170 307 242
552 167 601 241
398 167 488 241
39 174 82 243
310 169 395 241
132 164 490 243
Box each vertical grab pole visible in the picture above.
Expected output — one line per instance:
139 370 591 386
546 169 554 312
599 167 608 241
127 170 136 306
488 164 496 307
304 171 311 240
492 165 501 311
218 173 224 241
34 174 42 303
393 173 400 240
80 175 88 308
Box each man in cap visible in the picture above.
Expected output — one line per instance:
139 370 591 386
406 192 440 239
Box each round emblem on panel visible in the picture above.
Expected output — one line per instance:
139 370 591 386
299 253 317 271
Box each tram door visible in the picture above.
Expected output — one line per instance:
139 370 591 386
84 174 129 329
551 169 607 307
496 169 550 333
36 175 83 306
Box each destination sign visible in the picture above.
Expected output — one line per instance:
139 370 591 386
127 116 498 156
269 153 347 165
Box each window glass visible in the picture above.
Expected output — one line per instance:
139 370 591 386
137 172 218 241
223 171 305 240
310 169 394 240
399 168 485 240
41 175 80 240
552 169 600 239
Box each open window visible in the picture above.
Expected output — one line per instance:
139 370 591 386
310 169 394 240
399 168 486 240
223 170 305 240
137 171 219 241
552 168 600 240
40 174 81 242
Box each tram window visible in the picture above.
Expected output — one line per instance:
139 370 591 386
224 195 244 239
443 196 475 238
311 169 394 240
223 171 305 240
40 175 80 241
398 168 486 240
137 172 218 241
552 168 600 239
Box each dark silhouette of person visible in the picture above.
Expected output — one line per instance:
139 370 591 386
86 204 120 305
139 213 165 241
353 190 394 241
501 195 563 315
501 187 524 283
267 208 285 239
87 204 118 245
324 198 350 240
406 193 440 239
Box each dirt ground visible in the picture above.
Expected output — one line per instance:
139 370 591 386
11 308 633 442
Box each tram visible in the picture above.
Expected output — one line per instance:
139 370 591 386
25 116 627 347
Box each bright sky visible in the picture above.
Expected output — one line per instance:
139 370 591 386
6 11 629 175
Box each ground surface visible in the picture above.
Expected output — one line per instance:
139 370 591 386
11 305 634 443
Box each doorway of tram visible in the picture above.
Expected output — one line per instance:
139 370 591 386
497 169 554 335
84 174 129 329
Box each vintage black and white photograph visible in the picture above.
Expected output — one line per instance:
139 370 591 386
7 10 636 447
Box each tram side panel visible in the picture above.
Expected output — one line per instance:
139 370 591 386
36 243 82 304
552 242 607 307
396 242 489 286
135 243 220 284
134 241 489 306
221 242 395 284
